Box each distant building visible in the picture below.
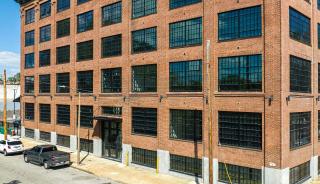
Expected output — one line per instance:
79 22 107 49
15 0 320 183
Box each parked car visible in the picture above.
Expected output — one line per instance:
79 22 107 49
0 138 24 156
23 145 70 169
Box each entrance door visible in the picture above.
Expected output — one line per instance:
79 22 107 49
102 121 122 160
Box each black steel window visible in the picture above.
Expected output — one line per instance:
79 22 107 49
170 154 202 177
132 64 157 92
289 7 311 45
318 24 320 49
218 6 261 41
57 134 70 147
170 0 201 9
57 105 70 126
56 73 70 93
39 74 50 93
25 8 35 24
132 0 157 19
102 106 122 116
25 128 35 138
318 111 320 140
40 0 51 19
319 64 320 93
77 70 93 93
40 25 51 42
57 18 70 38
101 68 122 93
132 27 157 53
25 103 34 121
218 55 262 92
169 60 202 92
132 147 156 168
102 34 122 57
77 106 93 128
170 109 202 141
25 76 34 94
102 1 122 26
77 11 93 33
290 56 311 93
56 45 70 64
290 112 311 149
40 131 51 142
290 161 310 184
169 17 202 48
78 0 90 5
39 49 51 67
57 0 70 12
219 163 262 184
25 53 34 69
40 104 51 123
219 111 262 150
77 40 93 61
25 30 34 46
132 107 157 136
80 139 93 153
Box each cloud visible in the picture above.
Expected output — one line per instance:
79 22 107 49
0 51 20 77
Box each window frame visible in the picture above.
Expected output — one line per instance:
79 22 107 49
39 104 51 123
101 1 122 27
25 76 34 94
56 18 70 38
101 67 122 93
57 0 70 12
25 8 35 25
39 49 51 67
25 30 35 47
77 40 93 61
131 27 157 53
39 74 51 93
56 73 70 93
40 0 51 19
131 64 157 92
56 105 70 126
290 55 311 93
25 103 35 121
77 11 94 33
289 7 311 45
40 25 51 43
101 34 122 58
77 70 93 93
132 0 157 19
25 53 35 69
290 112 311 149
132 107 157 136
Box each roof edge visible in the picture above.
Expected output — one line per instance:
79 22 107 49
14 0 35 5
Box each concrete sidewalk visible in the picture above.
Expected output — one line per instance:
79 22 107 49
21 138 199 184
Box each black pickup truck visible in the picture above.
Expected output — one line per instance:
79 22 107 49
23 145 70 169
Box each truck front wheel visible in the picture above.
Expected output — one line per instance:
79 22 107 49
43 161 50 169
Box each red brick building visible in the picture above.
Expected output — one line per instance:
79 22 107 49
15 0 320 183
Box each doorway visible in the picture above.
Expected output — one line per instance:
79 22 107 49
102 120 122 161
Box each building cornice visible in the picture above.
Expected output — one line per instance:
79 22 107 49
14 0 35 5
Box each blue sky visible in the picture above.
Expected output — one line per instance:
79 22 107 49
0 0 21 77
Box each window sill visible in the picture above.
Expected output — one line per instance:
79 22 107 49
55 93 70 96
217 35 262 43
169 138 202 144
56 124 70 127
39 121 51 124
166 92 203 97
214 92 265 97
131 49 157 55
129 93 158 97
290 143 311 151
131 133 157 138
218 144 262 152
38 93 51 96
169 43 202 50
99 93 122 97
24 94 35 97
132 12 157 20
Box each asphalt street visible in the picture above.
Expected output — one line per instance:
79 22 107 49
0 153 120 184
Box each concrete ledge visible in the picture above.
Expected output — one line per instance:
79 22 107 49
157 149 169 174
34 129 40 141
93 138 102 157
50 132 57 145
70 135 77 152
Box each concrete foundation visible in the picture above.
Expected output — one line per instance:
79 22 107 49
93 138 102 157
264 167 289 184
34 129 40 141
213 159 218 184
122 144 132 165
21 126 25 138
202 157 209 184
70 135 77 151
157 149 170 174
50 132 57 145
311 156 318 180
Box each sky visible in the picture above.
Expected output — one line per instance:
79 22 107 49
0 0 21 77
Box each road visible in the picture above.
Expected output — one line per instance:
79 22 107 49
0 153 120 184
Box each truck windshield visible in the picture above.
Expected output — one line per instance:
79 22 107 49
8 141 22 145
42 146 57 152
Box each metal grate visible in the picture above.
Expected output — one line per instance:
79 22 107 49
40 131 51 142
132 27 157 53
132 64 157 92
218 111 262 150
218 6 261 41
170 109 202 141
132 107 157 136
57 134 70 148
170 154 202 177
132 147 157 168
80 138 93 153
169 60 202 92
290 112 311 149
219 162 262 184
25 128 34 139
289 161 310 184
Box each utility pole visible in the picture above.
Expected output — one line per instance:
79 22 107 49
3 70 7 140
206 40 213 184
13 88 17 120
77 92 81 165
